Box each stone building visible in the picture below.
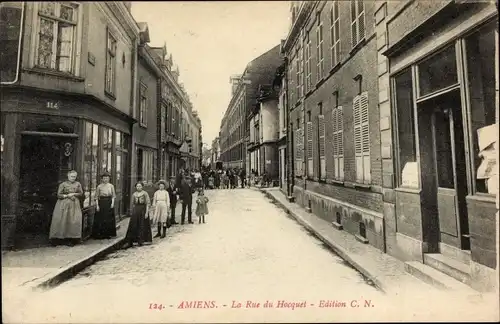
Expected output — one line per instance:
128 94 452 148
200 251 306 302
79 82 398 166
380 0 498 292
283 0 499 293
284 1 384 250
220 45 282 173
1 2 139 248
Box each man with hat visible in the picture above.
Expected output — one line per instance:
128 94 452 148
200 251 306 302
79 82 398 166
178 174 195 224
167 176 179 226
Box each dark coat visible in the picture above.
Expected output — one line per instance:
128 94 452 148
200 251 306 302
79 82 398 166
167 186 178 205
177 180 194 202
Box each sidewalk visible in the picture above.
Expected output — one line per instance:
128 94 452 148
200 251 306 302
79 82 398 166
2 197 201 292
259 187 469 295
2 217 130 292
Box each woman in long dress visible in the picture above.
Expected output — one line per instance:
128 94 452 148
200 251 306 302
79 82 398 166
123 182 153 248
49 170 83 246
92 171 117 239
152 180 170 238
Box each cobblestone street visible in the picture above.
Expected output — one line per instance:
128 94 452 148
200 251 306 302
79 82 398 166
3 189 497 323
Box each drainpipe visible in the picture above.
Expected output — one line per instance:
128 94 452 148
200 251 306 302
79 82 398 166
283 57 292 199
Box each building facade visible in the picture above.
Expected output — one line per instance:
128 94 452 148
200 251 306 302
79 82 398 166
283 0 499 292
211 137 220 168
220 76 247 170
1 2 139 248
134 28 160 189
274 62 288 193
248 83 280 182
380 0 498 292
220 45 282 173
284 0 384 249
0 1 203 250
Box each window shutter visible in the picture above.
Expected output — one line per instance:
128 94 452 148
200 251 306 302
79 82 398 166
353 95 363 182
318 115 326 179
360 92 370 183
332 108 338 157
307 121 313 176
337 106 344 180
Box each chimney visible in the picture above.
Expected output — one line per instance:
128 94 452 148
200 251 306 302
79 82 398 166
123 2 132 12
230 74 242 97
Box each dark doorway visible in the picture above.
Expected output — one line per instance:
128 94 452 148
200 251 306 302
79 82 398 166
17 135 76 248
418 89 470 251
137 148 143 181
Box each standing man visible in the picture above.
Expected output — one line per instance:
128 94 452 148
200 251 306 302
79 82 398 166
167 176 178 226
240 168 246 188
178 175 195 224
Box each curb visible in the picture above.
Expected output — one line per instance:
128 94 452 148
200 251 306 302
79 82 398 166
260 188 387 294
31 236 127 291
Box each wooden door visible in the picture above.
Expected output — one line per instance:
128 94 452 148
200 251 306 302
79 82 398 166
432 105 470 250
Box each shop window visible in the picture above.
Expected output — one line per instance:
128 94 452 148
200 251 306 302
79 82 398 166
418 45 458 97
83 122 98 208
394 68 417 188
101 127 113 174
464 22 497 195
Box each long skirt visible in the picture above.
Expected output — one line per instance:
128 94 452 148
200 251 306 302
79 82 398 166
92 197 117 239
152 201 169 224
49 198 82 239
125 204 152 245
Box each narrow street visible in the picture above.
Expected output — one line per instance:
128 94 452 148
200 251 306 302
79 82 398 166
6 189 386 323
4 189 495 323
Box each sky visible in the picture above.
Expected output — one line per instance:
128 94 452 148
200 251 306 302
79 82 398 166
131 1 291 146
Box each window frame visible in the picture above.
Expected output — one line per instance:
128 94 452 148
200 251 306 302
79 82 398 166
105 27 117 97
350 0 366 49
330 1 341 68
316 19 325 82
305 32 312 92
139 83 148 128
32 2 82 75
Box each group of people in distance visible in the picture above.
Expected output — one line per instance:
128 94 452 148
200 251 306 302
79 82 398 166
48 169 209 248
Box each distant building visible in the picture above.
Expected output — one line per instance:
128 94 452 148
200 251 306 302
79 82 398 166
219 45 282 173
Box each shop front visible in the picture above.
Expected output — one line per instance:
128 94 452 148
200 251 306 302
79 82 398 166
1 89 133 249
389 10 497 291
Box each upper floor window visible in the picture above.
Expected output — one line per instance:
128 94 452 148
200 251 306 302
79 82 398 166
350 0 365 48
105 29 117 96
316 17 324 81
305 33 312 92
139 84 147 127
296 46 303 99
36 2 80 74
330 1 341 67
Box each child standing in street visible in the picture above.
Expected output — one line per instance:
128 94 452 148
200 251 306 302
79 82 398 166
195 188 209 224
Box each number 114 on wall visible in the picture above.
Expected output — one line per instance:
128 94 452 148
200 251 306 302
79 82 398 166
46 101 59 109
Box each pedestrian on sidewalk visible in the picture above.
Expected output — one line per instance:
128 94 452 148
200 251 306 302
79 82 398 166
178 175 195 224
49 170 83 246
123 182 153 248
167 177 178 226
91 171 117 239
195 188 209 224
152 180 170 239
